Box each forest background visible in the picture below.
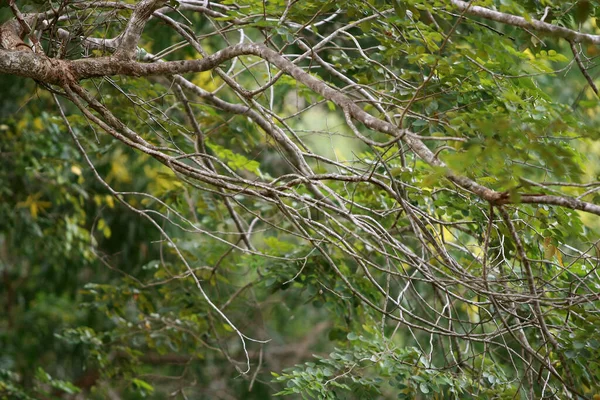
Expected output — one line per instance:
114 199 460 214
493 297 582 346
1 0 600 399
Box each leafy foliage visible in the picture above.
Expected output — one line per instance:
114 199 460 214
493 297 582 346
2 0 600 399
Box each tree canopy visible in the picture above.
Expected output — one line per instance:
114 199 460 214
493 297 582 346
1 0 600 399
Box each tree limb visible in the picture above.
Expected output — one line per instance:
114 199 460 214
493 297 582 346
450 0 600 44
114 0 168 60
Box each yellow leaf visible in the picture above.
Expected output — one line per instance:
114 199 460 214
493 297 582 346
555 250 564 267
105 195 115 208
71 165 82 176
522 48 535 61
33 117 43 131
17 119 27 132
107 152 131 183
466 303 480 323
30 202 38 219
16 193 51 219
543 237 555 259
192 70 220 92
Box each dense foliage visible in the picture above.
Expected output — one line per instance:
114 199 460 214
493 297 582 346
1 0 600 399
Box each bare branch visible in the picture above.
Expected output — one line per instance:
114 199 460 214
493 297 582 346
569 40 599 97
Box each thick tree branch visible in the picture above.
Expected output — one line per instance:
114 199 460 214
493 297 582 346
520 194 600 215
0 44 260 83
0 18 30 51
451 0 600 44
114 0 168 60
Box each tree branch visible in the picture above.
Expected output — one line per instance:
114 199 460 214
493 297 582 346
450 0 600 44
114 0 168 60
569 40 599 97
1 37 598 216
